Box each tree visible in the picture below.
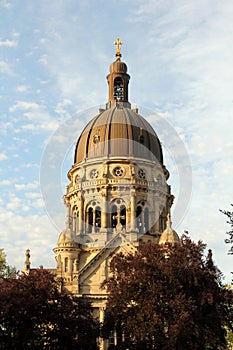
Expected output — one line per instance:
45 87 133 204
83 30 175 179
220 205 233 256
0 249 16 280
102 236 233 350
0 269 99 349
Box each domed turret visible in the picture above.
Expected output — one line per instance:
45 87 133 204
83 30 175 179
106 37 131 109
74 38 163 166
159 214 179 244
110 60 128 74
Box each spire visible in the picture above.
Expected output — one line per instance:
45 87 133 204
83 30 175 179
23 249 31 274
207 249 214 270
114 37 123 60
166 213 172 230
159 213 179 245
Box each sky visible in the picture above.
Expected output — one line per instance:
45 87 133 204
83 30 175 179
0 0 232 281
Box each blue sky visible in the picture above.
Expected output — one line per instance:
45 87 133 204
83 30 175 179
0 0 232 281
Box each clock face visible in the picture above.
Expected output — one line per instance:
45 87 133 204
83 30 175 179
114 80 124 100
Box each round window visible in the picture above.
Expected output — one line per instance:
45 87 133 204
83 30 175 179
138 168 146 179
113 166 124 177
90 169 99 179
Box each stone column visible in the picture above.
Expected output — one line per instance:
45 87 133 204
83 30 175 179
92 210 96 233
130 189 136 231
101 188 108 229
78 194 83 233
99 307 105 350
73 213 76 233
65 203 72 229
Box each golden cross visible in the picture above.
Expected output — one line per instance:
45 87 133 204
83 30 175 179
113 209 125 225
114 37 123 59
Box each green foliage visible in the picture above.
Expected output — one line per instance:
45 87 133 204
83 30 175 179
0 269 99 349
0 249 16 280
220 203 233 293
220 204 233 256
102 236 233 350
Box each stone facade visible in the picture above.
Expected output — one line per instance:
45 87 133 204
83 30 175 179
51 41 177 350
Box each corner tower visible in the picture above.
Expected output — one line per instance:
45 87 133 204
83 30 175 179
53 40 175 331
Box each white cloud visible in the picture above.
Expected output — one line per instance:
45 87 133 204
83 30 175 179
0 153 8 160
32 198 44 209
0 59 13 75
8 102 59 133
0 179 11 185
0 206 57 270
37 54 48 65
6 194 21 211
0 0 12 9
55 99 73 118
15 182 38 191
16 85 29 93
22 121 59 132
12 136 28 145
22 162 38 169
9 101 40 112
25 192 41 199
0 39 17 47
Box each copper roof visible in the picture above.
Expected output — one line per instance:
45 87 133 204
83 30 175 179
74 106 163 164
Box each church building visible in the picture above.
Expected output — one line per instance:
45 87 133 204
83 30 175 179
25 38 179 350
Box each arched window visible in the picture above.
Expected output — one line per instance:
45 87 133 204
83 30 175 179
73 208 79 234
144 207 149 233
159 206 165 231
136 206 143 233
136 200 149 234
111 204 117 228
88 207 93 233
111 199 127 229
120 205 126 227
95 206 101 231
86 201 102 233
114 77 124 101
64 257 68 272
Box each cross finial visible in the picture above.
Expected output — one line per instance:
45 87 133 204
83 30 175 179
114 37 123 60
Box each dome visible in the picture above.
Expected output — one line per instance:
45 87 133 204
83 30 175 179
110 60 128 74
74 105 163 164
57 228 74 246
159 214 179 244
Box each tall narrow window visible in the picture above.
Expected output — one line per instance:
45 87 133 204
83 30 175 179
114 77 124 101
64 257 68 272
136 206 143 233
73 212 77 233
88 207 93 233
111 205 117 228
73 210 79 234
159 207 165 231
120 205 126 227
144 207 149 233
95 206 101 231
